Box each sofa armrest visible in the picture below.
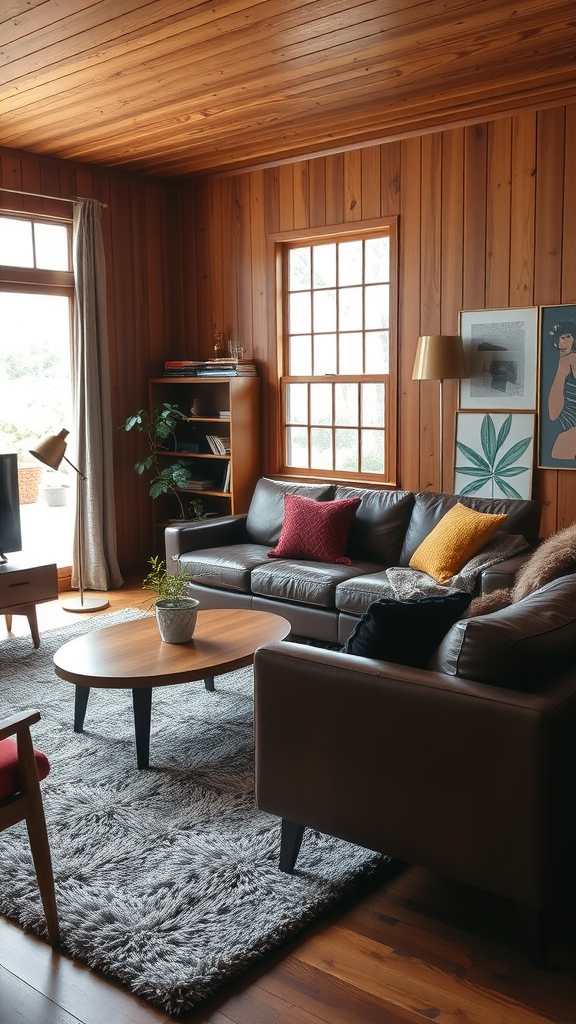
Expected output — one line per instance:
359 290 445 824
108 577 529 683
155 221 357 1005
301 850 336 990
165 514 249 567
479 549 535 594
254 641 576 905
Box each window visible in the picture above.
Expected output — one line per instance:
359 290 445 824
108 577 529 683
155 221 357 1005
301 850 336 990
278 221 397 483
0 213 74 570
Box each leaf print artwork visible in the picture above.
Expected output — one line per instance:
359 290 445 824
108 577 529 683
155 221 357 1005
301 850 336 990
454 413 534 499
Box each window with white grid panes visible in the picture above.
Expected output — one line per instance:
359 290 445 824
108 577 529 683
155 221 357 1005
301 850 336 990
281 231 393 481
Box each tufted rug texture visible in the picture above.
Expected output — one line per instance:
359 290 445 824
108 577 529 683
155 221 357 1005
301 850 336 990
0 609 385 1014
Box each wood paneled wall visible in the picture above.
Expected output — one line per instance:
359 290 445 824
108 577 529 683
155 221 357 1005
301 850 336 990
2 101 576 576
0 147 183 573
178 103 576 538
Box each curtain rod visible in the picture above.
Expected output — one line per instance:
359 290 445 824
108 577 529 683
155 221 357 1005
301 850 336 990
0 186 107 208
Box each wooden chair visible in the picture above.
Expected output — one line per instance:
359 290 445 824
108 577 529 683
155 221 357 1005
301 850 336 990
0 710 59 944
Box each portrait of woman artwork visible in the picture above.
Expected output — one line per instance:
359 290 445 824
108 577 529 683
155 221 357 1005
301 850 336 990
539 305 576 469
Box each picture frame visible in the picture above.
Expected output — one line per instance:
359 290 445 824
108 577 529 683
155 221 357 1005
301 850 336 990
459 307 538 410
538 304 576 470
454 411 535 500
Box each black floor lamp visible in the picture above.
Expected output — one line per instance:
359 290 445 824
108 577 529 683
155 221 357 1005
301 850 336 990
412 335 468 492
30 428 109 612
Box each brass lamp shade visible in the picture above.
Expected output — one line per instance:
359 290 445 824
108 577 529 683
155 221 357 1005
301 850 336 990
412 335 468 381
29 428 69 471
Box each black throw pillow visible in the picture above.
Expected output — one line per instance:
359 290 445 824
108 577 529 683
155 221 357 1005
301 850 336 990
340 591 472 668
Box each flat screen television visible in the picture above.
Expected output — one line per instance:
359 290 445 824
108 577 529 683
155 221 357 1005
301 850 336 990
0 453 22 564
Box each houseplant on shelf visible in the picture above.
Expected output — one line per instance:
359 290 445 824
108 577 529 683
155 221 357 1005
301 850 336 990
142 555 199 644
121 404 194 519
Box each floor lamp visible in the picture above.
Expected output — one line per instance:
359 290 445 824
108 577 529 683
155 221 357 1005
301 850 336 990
412 335 468 492
30 429 109 612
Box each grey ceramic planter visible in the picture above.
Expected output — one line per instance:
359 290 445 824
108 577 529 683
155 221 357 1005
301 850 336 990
155 598 200 643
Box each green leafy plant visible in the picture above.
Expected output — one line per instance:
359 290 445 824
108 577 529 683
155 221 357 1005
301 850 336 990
455 413 531 499
120 404 192 517
142 555 190 606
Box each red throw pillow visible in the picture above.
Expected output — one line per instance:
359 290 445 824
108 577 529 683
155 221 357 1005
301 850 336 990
268 494 361 565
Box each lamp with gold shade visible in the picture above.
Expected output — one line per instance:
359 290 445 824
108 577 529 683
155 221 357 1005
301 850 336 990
29 429 109 612
412 335 468 491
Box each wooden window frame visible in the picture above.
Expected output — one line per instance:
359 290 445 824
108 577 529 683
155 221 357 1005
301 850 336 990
0 213 74 588
269 217 398 487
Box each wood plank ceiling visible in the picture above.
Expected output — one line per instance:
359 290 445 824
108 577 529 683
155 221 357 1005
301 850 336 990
1 0 576 178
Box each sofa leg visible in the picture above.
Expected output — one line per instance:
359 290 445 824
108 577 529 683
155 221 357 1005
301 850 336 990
516 901 547 968
279 820 305 873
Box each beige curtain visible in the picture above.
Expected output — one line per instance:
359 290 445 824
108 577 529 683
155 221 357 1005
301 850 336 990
71 199 123 590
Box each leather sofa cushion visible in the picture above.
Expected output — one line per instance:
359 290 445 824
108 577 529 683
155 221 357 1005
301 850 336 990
400 491 541 566
179 544 271 593
334 486 415 564
246 478 335 546
251 559 380 609
430 574 576 690
335 570 396 616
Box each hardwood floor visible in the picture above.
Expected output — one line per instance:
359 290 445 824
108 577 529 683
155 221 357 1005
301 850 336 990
1 580 575 1024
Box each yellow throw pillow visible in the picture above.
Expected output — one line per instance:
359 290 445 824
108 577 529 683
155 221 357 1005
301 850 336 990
409 502 507 584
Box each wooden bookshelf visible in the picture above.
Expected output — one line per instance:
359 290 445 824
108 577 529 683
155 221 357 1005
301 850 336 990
148 376 260 534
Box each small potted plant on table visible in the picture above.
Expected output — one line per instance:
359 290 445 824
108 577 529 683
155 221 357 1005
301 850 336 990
142 555 199 644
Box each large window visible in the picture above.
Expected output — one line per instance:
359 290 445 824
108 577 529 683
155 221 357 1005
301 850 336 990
0 213 74 569
278 221 397 483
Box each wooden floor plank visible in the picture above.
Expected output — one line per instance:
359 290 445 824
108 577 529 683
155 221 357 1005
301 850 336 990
294 925 562 1024
0 961 83 1024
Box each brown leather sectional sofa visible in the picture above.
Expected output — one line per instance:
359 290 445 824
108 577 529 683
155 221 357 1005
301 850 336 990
253 572 576 966
166 477 541 643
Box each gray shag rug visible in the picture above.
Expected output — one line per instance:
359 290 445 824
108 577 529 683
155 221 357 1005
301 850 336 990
0 609 385 1014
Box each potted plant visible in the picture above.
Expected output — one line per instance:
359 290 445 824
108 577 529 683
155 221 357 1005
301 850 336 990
120 404 195 519
142 555 199 643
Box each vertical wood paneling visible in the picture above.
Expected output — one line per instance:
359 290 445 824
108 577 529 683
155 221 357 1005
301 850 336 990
441 128 465 492
399 137 422 492
463 125 488 311
510 113 536 306
344 150 361 222
292 160 310 230
278 164 294 231
309 157 326 227
361 147 381 220
236 173 253 359
380 141 400 217
325 152 344 224
420 134 442 490
220 176 238 344
486 118 512 308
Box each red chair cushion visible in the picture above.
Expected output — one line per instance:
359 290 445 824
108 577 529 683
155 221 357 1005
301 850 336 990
0 737 50 800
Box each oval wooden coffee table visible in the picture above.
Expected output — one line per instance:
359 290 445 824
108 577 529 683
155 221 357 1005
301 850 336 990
53 608 291 769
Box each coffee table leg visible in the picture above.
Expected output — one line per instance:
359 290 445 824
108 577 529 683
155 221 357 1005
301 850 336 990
204 676 215 692
74 686 90 732
132 688 152 769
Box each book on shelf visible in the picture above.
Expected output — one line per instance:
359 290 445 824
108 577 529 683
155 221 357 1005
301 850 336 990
180 477 216 491
222 463 231 492
219 410 230 418
205 435 230 455
163 358 257 377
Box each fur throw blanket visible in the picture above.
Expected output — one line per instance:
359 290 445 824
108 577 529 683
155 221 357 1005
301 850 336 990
513 523 576 601
465 523 576 617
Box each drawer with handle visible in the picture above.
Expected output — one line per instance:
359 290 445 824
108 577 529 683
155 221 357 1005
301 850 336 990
0 563 58 609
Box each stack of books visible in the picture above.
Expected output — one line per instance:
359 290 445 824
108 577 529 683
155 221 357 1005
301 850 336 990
205 435 231 455
180 476 216 491
164 359 257 377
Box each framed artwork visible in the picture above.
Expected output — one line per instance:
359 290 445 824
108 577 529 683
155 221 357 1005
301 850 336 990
459 307 538 410
538 304 576 470
454 411 535 500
